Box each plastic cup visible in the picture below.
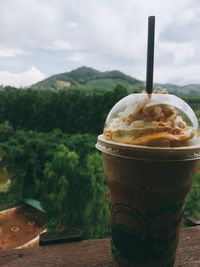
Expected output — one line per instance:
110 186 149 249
96 135 200 266
96 93 200 267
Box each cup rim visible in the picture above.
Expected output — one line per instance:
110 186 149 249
96 134 200 161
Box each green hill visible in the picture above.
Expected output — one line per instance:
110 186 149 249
31 66 144 93
30 66 200 95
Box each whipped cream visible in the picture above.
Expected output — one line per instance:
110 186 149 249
104 89 197 147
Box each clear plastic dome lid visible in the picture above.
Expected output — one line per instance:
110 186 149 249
103 93 199 147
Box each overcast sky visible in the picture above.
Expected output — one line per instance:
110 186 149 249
0 0 200 87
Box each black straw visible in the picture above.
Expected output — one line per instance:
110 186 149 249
146 16 155 96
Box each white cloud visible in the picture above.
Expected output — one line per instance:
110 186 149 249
0 0 200 86
157 42 194 64
53 41 71 49
0 67 46 87
69 53 83 62
0 48 27 58
154 64 200 85
67 22 77 28
176 7 196 23
45 40 71 50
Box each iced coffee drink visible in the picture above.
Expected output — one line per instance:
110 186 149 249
96 88 200 267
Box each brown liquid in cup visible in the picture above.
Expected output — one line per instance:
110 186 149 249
97 135 200 267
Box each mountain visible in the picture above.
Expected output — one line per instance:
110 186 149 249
31 66 144 92
31 66 200 95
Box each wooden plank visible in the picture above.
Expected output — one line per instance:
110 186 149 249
175 226 200 267
0 227 200 267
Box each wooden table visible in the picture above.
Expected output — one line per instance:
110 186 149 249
0 227 200 267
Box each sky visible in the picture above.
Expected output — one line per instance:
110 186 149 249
0 0 200 87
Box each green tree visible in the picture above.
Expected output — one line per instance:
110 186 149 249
184 173 200 223
84 153 110 238
40 144 79 230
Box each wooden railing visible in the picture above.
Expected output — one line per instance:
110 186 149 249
0 227 200 266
